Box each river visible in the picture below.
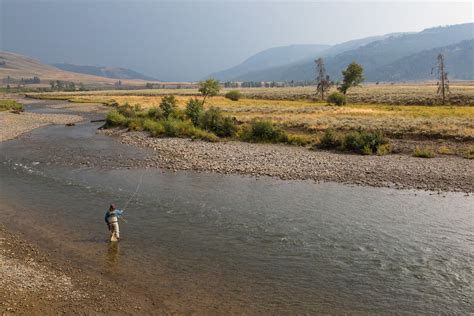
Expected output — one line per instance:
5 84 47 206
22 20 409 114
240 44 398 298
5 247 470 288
0 103 472 314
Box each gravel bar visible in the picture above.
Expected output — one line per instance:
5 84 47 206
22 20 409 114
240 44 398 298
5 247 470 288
110 130 473 193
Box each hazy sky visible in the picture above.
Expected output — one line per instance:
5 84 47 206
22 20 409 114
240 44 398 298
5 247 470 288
1 0 473 81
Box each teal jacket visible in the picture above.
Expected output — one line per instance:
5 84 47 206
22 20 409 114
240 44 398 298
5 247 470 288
105 209 123 224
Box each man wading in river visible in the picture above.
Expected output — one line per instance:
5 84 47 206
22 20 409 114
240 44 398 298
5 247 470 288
105 204 124 242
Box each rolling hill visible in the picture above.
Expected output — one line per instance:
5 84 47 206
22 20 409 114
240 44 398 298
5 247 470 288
52 63 157 81
213 23 474 82
0 51 152 86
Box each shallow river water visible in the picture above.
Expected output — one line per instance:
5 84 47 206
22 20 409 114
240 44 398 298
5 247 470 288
0 105 472 314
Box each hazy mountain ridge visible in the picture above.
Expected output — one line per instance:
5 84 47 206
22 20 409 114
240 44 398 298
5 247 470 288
213 23 474 82
371 39 474 81
209 44 329 81
53 63 157 81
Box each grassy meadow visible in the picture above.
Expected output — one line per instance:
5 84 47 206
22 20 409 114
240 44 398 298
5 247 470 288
28 83 474 145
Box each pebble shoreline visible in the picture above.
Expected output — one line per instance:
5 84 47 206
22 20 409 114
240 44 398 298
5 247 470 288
107 130 473 193
0 111 83 142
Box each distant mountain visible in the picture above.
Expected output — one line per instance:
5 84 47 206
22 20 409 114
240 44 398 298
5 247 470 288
216 23 474 82
225 34 403 82
372 40 474 81
53 63 157 81
209 44 329 81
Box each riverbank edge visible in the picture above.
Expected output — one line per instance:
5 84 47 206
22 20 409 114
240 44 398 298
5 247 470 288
102 129 474 193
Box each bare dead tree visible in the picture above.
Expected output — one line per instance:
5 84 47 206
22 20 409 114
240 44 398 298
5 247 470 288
432 53 450 104
315 58 331 99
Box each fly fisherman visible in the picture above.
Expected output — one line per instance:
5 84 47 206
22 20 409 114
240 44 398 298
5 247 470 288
105 204 124 241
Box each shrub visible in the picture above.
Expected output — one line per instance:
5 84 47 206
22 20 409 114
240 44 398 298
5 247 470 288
169 108 186 120
286 134 315 146
342 130 388 155
437 146 454 155
376 143 391 156
127 117 144 131
190 128 219 142
200 107 237 137
117 103 136 117
326 91 347 106
240 120 287 143
413 147 435 158
147 107 164 120
142 118 165 136
318 128 341 149
106 110 127 126
160 95 177 118
185 98 204 126
225 90 242 101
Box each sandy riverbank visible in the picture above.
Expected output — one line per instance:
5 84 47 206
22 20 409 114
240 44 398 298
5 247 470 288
104 129 474 193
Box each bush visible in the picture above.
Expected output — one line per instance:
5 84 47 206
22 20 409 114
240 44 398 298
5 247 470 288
225 90 242 101
185 98 204 126
142 118 165 137
127 117 144 131
342 130 388 155
147 107 164 120
160 95 177 118
117 103 136 117
106 110 127 126
286 134 315 146
318 128 342 149
437 146 454 155
200 107 237 137
376 143 391 156
240 120 287 143
327 91 347 106
413 147 435 158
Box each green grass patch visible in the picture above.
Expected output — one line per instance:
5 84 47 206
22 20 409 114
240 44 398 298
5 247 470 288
463 148 474 159
413 147 435 158
0 99 24 112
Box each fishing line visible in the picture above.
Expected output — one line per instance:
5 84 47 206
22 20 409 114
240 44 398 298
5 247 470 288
123 172 146 211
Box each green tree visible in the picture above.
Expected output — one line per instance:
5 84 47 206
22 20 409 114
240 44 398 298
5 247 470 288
185 98 204 126
159 95 177 118
338 62 364 95
198 78 220 106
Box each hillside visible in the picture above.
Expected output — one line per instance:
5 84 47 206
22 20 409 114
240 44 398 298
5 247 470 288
217 23 474 82
210 44 329 81
52 63 157 81
372 40 474 81
0 51 150 86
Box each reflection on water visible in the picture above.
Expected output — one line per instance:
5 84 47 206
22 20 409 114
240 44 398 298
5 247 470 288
0 119 473 314
106 242 120 271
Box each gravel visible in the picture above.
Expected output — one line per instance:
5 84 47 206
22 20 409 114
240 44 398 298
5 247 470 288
0 111 83 142
108 130 473 193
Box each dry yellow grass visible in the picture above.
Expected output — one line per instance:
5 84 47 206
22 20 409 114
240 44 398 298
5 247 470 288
28 84 474 140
